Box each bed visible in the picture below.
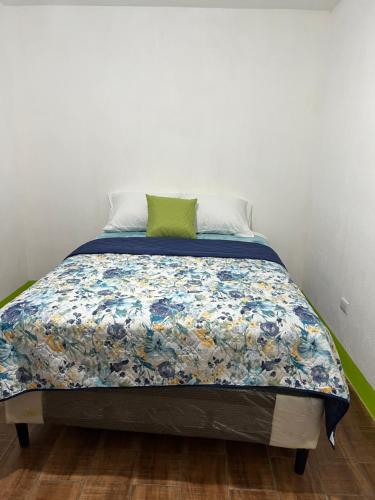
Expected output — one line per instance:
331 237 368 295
0 231 349 474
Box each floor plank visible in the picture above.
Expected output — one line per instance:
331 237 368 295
328 496 375 500
133 452 182 486
29 480 83 500
280 496 326 500
131 484 180 500
226 441 275 490
80 482 132 500
180 453 228 498
39 428 101 482
229 491 279 500
270 457 324 494
317 461 371 496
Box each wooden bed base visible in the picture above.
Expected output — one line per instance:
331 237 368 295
14 423 309 475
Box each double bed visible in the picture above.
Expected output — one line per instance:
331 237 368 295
0 230 349 474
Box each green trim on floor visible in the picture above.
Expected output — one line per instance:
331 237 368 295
305 294 375 420
0 281 36 309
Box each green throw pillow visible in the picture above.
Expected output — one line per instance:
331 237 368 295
146 194 197 239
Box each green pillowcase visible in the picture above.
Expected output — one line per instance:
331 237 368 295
146 194 197 239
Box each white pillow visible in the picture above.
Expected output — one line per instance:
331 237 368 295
104 192 147 232
182 193 252 235
104 192 180 232
104 191 252 235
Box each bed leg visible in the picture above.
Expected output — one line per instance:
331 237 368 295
294 448 309 475
15 423 29 448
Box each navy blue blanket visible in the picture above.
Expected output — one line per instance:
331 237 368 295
67 237 285 267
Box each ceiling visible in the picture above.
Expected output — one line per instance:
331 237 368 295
0 0 341 10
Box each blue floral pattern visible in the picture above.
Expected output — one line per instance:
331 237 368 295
0 252 349 403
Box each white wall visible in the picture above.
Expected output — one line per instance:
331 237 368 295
0 5 27 298
5 6 329 282
304 0 375 385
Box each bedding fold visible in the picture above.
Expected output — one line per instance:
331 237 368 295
67 237 284 267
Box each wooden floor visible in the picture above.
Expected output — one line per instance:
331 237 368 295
0 387 373 499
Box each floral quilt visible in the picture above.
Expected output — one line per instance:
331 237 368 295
0 240 349 439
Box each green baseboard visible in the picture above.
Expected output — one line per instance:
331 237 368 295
1 281 373 419
0 281 36 309
305 295 375 420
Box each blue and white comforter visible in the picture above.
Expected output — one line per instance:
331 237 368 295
0 237 349 441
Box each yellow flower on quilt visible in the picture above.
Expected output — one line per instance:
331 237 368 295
51 314 63 325
196 328 215 348
136 346 146 358
290 345 301 361
307 325 321 335
47 335 64 352
153 323 165 331
321 387 333 394
4 332 14 342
